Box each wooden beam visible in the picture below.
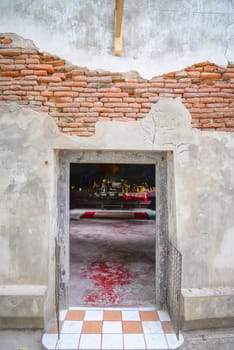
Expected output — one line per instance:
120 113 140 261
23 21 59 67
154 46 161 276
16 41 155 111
114 0 124 56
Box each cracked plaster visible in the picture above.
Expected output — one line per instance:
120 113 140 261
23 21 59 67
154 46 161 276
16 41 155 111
0 0 234 78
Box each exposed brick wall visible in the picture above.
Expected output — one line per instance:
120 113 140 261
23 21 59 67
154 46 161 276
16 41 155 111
0 35 233 135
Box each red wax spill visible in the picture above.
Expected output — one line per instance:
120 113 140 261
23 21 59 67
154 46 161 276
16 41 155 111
134 212 148 219
80 211 95 218
82 259 136 305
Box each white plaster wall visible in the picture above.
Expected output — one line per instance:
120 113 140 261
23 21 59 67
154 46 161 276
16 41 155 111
0 0 234 78
0 103 58 285
175 133 234 287
0 99 233 324
51 98 234 288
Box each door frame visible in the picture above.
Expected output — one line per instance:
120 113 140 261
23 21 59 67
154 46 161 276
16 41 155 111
57 149 173 309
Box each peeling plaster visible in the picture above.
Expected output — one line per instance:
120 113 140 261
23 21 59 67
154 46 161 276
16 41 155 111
0 0 233 78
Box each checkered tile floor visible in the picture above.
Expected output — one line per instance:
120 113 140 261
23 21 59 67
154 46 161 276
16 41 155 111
42 307 183 349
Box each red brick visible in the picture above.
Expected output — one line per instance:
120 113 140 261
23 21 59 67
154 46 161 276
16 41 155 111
175 71 188 77
0 48 22 56
34 70 48 76
103 103 128 108
0 38 13 44
21 70 34 76
37 76 61 83
26 58 40 64
98 87 121 93
125 113 137 117
42 91 53 97
163 72 175 77
79 102 93 108
87 76 112 83
13 59 25 65
3 95 21 100
73 76 87 82
129 103 141 108
114 107 139 113
225 121 234 127
194 61 214 67
101 98 123 103
0 59 14 64
148 96 160 102
200 72 221 79
102 92 128 98
203 65 215 72
58 122 83 128
0 71 20 77
89 107 105 112
202 123 225 128
63 107 80 113
98 117 111 121
223 73 234 79
107 113 124 117
150 82 164 88
48 86 70 91
27 64 54 74
54 91 79 98
135 98 149 103
190 108 214 113
136 113 147 118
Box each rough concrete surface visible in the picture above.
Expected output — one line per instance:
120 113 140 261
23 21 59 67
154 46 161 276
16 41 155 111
0 329 43 350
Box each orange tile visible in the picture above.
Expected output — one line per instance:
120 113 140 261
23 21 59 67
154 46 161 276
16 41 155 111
161 321 175 333
47 321 63 334
103 310 122 321
65 310 85 321
139 310 159 321
82 321 102 334
122 321 143 334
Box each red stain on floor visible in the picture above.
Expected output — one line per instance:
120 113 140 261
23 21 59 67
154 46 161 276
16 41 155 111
81 259 136 305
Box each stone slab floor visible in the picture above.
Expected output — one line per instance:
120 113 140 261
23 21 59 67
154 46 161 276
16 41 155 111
69 215 156 307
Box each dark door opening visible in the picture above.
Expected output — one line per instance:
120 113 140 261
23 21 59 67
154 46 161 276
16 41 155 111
68 163 156 307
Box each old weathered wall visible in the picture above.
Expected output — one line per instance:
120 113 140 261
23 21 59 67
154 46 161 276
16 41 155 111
0 34 233 135
0 0 233 78
0 97 233 327
0 0 233 330
0 103 58 327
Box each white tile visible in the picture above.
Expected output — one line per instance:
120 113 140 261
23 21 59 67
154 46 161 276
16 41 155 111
84 310 103 320
42 334 59 349
157 310 171 321
122 310 140 321
62 320 83 334
165 333 184 349
123 334 146 349
59 333 80 349
142 321 163 334
102 334 123 349
103 321 122 333
59 309 67 321
145 333 168 349
79 334 102 349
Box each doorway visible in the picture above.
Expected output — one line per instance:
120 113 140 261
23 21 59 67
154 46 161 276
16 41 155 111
57 150 174 312
69 163 156 307
42 150 184 349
